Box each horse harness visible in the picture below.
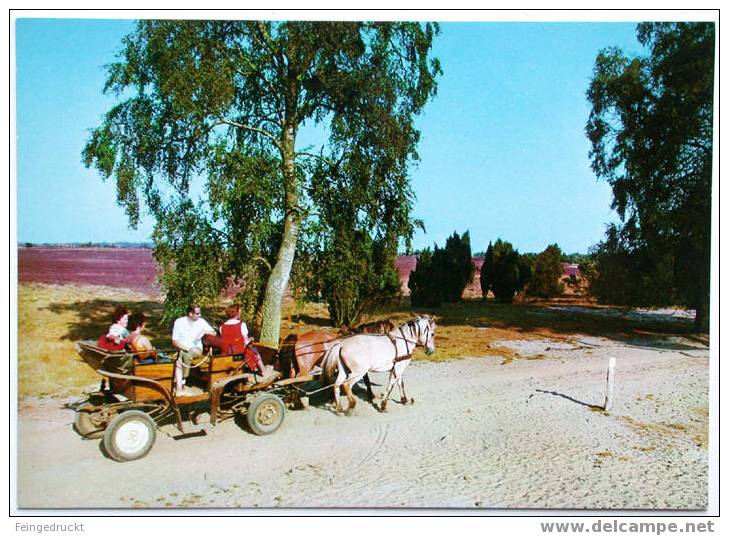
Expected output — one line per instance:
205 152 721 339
387 319 429 364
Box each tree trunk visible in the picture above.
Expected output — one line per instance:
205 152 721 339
694 296 709 333
259 211 299 345
258 124 299 346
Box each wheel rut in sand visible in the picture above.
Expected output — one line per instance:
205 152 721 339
357 423 390 467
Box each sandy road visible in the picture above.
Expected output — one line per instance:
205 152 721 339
16 334 709 510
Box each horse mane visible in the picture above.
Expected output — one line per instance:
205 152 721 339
343 319 396 336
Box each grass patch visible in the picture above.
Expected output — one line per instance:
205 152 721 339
18 284 165 398
593 450 614 467
619 415 708 448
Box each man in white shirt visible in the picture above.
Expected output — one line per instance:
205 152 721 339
172 304 216 395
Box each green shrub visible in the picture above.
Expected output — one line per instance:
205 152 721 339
442 231 474 302
481 239 531 303
409 230 474 307
526 244 564 299
409 247 445 307
317 230 400 328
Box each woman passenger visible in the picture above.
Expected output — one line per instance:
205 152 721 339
126 313 157 363
97 306 129 352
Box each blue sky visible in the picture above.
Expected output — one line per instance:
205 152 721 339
15 18 644 254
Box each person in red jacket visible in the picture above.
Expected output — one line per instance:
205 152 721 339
217 305 265 375
96 306 129 352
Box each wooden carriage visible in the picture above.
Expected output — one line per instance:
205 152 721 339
72 340 312 462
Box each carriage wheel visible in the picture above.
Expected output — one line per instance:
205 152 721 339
74 410 106 439
103 410 157 462
246 394 286 436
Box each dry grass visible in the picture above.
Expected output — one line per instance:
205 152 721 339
17 283 698 399
18 284 164 398
618 415 708 449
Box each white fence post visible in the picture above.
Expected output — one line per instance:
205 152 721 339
604 357 616 412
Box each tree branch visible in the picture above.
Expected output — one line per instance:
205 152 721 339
252 255 272 273
214 119 282 150
295 151 337 166
234 63 283 120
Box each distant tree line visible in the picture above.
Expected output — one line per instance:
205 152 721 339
408 232 570 306
20 241 154 248
481 241 565 303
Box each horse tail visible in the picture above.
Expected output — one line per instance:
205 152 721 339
320 342 342 387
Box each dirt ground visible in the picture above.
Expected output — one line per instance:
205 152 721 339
15 332 709 511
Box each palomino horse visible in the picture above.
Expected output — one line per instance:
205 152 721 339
320 315 436 415
278 320 396 399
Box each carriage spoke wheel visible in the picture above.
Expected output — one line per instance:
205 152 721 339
103 410 156 462
246 394 286 436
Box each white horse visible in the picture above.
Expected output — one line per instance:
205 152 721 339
320 315 436 415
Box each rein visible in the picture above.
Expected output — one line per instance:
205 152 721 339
387 319 427 362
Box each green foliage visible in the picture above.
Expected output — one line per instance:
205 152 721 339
316 230 400 327
586 22 714 331
480 239 531 303
526 244 564 299
408 247 445 308
407 230 473 308
82 20 441 339
579 258 598 285
442 231 474 302
588 227 677 308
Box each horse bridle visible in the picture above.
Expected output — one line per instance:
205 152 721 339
388 317 432 361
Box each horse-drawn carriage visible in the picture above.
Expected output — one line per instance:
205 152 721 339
71 315 436 462
72 340 313 462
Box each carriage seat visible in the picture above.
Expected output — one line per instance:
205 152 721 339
76 340 134 374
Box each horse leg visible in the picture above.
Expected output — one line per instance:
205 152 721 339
363 373 375 402
341 369 370 415
379 370 398 413
398 377 408 405
397 378 415 405
342 380 357 416
332 384 344 415
395 362 407 404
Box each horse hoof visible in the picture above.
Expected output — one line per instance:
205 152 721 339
410 397 415 405
379 403 387 413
